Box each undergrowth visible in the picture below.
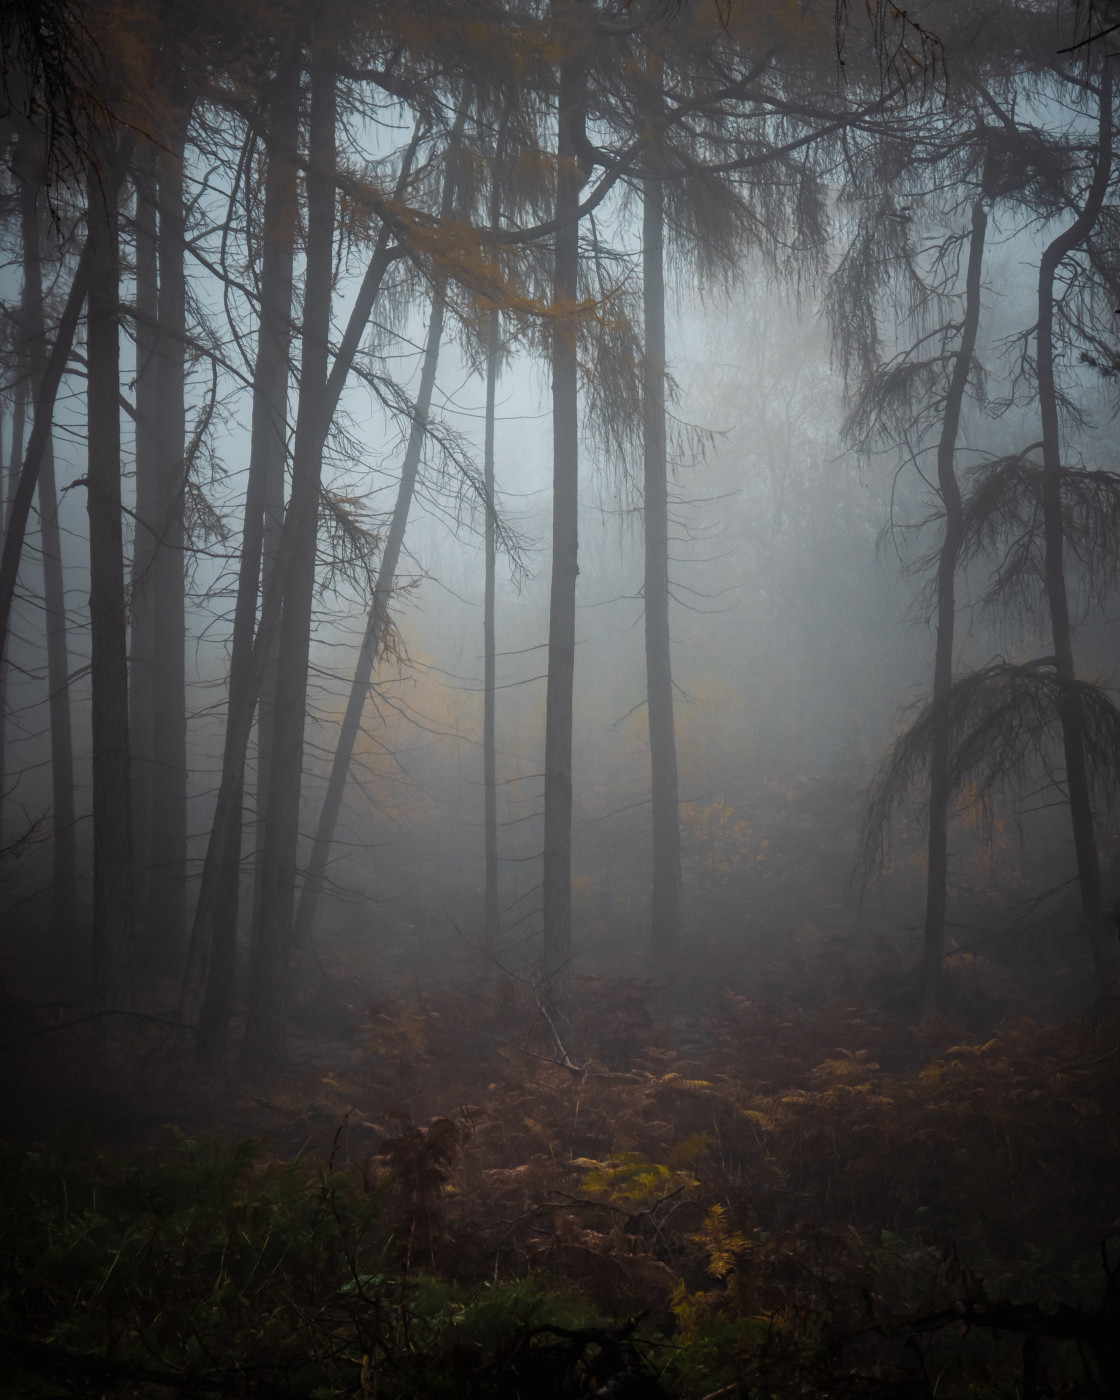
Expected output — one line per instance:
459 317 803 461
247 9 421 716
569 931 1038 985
3 981 1119 1397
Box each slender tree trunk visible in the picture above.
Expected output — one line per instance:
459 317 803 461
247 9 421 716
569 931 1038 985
542 1 588 1001
129 145 158 935
919 198 987 1018
241 42 337 1068
483 304 500 952
291 114 462 948
19 137 77 945
5 382 26 539
641 176 681 970
1036 60 1114 995
0 240 91 670
184 104 413 1059
147 101 190 973
292 287 453 946
0 378 23 839
86 140 133 1009
192 52 299 1061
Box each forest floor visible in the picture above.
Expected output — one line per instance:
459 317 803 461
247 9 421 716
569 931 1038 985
2 936 1119 1398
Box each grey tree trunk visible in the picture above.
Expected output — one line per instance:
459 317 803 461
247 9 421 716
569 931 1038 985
292 289 451 946
192 51 299 1062
291 117 463 949
0 244 90 666
483 304 500 952
147 103 190 972
1036 60 1115 995
542 3 588 1001
86 140 133 1009
19 135 76 945
919 198 987 1018
184 95 413 1061
129 145 158 935
641 176 681 970
241 42 337 1068
0 378 23 839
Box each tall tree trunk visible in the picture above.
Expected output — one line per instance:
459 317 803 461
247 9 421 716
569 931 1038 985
291 114 463 948
1036 60 1115 995
293 296 452 945
146 100 190 973
241 41 337 1068
641 176 681 971
192 51 300 1062
86 140 133 1009
129 145 158 935
184 102 413 1060
18 131 76 945
919 198 987 1018
0 241 91 683
5 382 26 540
483 303 500 953
0 378 23 839
542 0 588 1001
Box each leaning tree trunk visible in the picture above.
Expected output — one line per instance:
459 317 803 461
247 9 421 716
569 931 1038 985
919 198 987 1018
542 1 589 1003
18 130 77 945
191 50 299 1062
241 42 337 1069
146 99 191 973
291 284 449 946
641 175 681 971
185 103 414 1061
86 139 133 1010
291 116 464 949
0 240 90 700
1036 59 1114 995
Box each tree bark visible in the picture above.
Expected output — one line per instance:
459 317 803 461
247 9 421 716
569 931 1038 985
86 140 133 1010
184 98 412 1061
542 0 589 1002
18 132 77 945
0 240 91 671
146 99 190 972
292 274 454 947
483 303 500 953
129 144 158 936
192 50 300 1062
241 40 337 1069
0 377 23 839
919 198 987 1018
1036 59 1115 995
641 176 681 971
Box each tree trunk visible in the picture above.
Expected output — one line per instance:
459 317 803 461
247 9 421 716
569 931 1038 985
184 99 413 1061
291 115 463 949
919 198 987 1018
641 176 681 971
129 144 158 936
19 133 77 946
0 377 23 839
241 41 337 1068
86 140 133 1010
483 303 500 953
542 1 588 1002
1036 59 1115 995
192 50 300 1062
0 240 91 678
146 100 190 973
292 288 452 946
